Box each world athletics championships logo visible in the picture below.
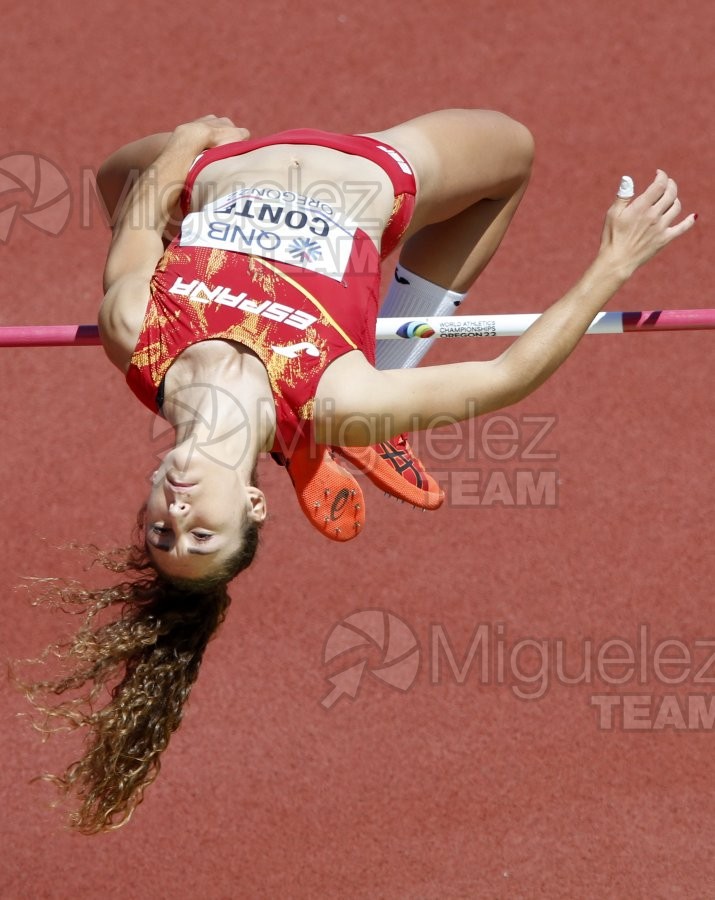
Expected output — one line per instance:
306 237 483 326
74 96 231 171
396 320 435 340
0 153 71 242
321 609 420 709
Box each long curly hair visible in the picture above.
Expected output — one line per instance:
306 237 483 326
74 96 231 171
18 510 261 835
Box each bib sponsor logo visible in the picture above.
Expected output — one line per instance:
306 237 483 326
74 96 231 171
180 188 357 281
288 237 322 263
168 277 318 331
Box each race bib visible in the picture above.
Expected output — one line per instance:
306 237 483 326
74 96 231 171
180 188 357 281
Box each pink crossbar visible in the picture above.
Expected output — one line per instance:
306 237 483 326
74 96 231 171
0 325 101 346
621 309 715 331
2 309 715 347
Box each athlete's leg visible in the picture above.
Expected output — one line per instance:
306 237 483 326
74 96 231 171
335 111 533 508
369 108 534 290
367 109 533 369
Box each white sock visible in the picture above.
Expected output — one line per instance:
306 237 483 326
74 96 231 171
375 264 467 369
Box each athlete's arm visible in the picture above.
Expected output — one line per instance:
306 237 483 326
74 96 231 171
98 116 249 370
316 171 697 443
97 132 173 226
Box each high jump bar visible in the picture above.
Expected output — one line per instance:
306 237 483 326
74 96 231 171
1 310 715 347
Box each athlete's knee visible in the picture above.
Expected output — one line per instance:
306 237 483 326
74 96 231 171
512 122 535 182
448 108 534 185
511 119 535 171
486 111 535 182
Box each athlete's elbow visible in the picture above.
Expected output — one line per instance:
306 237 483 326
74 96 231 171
486 359 541 412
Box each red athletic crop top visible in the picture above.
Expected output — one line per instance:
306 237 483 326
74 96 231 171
125 129 417 457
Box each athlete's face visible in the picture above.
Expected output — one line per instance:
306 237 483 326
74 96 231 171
144 454 266 582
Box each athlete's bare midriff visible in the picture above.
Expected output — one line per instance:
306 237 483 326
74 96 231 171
189 142 398 247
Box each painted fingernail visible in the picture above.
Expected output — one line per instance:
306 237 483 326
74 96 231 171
694 213 699 221
617 175 634 199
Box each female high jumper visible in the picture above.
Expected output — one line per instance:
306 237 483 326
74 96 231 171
22 110 695 832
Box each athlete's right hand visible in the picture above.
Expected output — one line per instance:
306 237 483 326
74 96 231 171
173 115 251 150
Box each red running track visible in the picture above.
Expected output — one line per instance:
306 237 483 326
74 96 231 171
2 1 715 897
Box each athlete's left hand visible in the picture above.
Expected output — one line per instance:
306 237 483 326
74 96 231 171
598 170 697 279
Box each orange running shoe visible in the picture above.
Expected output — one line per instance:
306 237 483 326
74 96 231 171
285 440 366 542
334 434 444 510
